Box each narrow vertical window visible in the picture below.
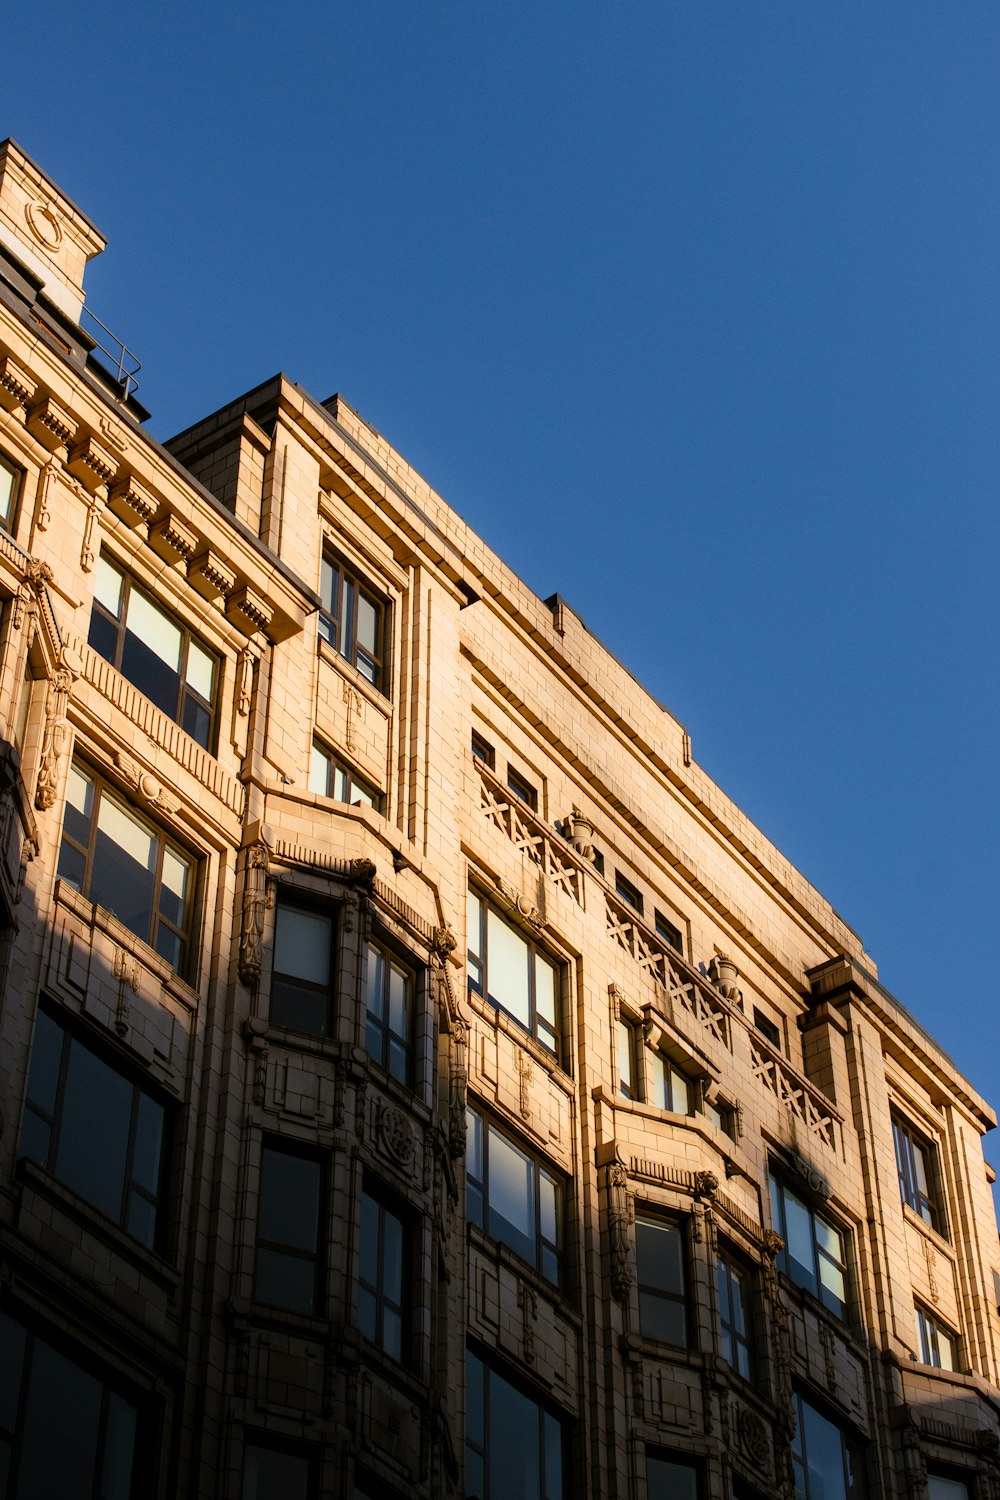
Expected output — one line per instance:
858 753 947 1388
365 940 412 1084
636 1216 688 1346
254 1142 323 1314
465 1350 565 1500
893 1116 944 1233
0 452 21 530
916 1306 957 1371
319 554 385 688
716 1251 753 1378
653 1056 690 1114
467 888 559 1052
358 1186 407 1361
270 903 334 1035
618 1017 639 1100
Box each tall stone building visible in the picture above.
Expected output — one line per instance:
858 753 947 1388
0 138 997 1500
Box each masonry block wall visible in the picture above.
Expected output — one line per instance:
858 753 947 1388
0 138 998 1500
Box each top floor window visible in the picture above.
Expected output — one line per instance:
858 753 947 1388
471 731 495 769
0 451 21 530
893 1116 945 1234
57 762 196 973
320 554 385 689
89 555 218 751
614 871 643 915
769 1175 848 1320
654 910 683 953
467 888 559 1053
506 765 538 812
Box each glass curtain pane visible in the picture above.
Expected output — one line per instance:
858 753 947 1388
274 907 331 986
487 910 530 1026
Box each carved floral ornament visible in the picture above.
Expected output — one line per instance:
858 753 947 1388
238 832 272 987
34 660 78 813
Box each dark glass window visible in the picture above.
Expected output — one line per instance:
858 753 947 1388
506 765 538 811
0 1309 141 1499
646 1453 699 1500
927 1476 971 1500
319 554 385 688
254 1142 323 1315
916 1305 957 1371
358 1186 407 1361
467 888 559 1053
704 1096 738 1139
893 1116 944 1233
471 732 496 769
0 452 21 531
792 1392 865 1500
614 871 643 914
769 1176 847 1319
89 554 218 750
57 762 195 973
242 1437 316 1500
716 1251 753 1379
466 1107 562 1284
365 940 412 1084
636 1216 688 1346
270 902 334 1036
753 1008 781 1050
618 1017 640 1100
308 742 379 809
654 910 683 953
20 1007 168 1250
465 1350 565 1500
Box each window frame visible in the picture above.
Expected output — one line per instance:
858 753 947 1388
635 1212 690 1348
791 1390 866 1500
716 1247 754 1380
466 887 560 1054
309 740 381 809
20 1004 170 1251
269 899 336 1037
364 937 414 1086
0 450 22 531
893 1114 945 1235
652 1053 690 1115
253 1138 324 1316
88 552 220 751
769 1175 848 1320
654 909 683 953
358 1181 409 1362
466 1106 563 1285
614 870 643 915
506 764 538 811
57 761 197 975
916 1304 958 1371
319 551 386 690
465 1348 566 1500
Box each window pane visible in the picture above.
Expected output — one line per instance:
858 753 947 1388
159 845 192 927
18 1338 103 1498
92 796 157 938
243 1442 313 1500
490 1368 541 1500
63 762 95 845
0 1312 26 1433
357 593 378 655
309 745 330 795
928 1480 970 1500
26 1006 64 1115
186 637 215 700
800 1400 850 1500
388 962 408 1036
782 1191 818 1295
534 953 556 1028
58 1040 132 1220
102 1391 138 1500
486 910 530 1026
255 1248 317 1314
274 907 331 986
646 1455 698 1500
259 1149 320 1251
637 1219 684 1295
488 1129 534 1259
131 1091 165 1194
94 554 123 615
127 589 182 672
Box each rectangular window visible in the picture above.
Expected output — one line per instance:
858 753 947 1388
89 554 218 750
753 1008 781 1050
614 871 643 914
654 910 683 953
471 731 495 769
465 1350 565 1500
716 1250 753 1379
466 1107 562 1284
769 1176 848 1319
653 1055 690 1115
358 1185 407 1361
0 452 21 530
308 742 379 809
57 762 196 973
792 1392 865 1500
618 1017 640 1100
646 1453 699 1500
0 1310 142 1499
365 940 412 1085
270 902 334 1036
704 1097 737 1140
20 1006 168 1250
254 1141 323 1314
893 1116 944 1234
243 1437 316 1500
636 1215 688 1346
506 765 538 811
319 553 385 688
467 888 559 1053
916 1306 957 1371
928 1477 971 1500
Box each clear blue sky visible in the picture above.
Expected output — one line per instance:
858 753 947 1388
8 4 999 1157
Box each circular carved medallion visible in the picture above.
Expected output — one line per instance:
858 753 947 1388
737 1405 769 1467
380 1105 415 1165
25 201 62 249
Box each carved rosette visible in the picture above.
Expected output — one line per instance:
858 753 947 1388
238 836 272 986
606 1161 635 1304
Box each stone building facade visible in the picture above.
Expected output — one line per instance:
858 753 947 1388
0 138 998 1500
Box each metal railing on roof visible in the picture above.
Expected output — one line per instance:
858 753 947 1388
80 305 141 400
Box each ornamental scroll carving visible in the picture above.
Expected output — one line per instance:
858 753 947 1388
34 664 75 811
238 835 272 986
606 1161 634 1304
448 1015 469 1158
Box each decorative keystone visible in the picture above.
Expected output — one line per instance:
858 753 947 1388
226 584 272 637
108 476 157 528
0 354 36 412
26 394 75 452
67 434 117 493
189 549 236 604
149 512 197 567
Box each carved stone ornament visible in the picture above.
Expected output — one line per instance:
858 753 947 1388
430 925 457 968
496 876 543 929
737 1406 770 1468
694 1170 719 1201
34 665 75 811
564 808 595 861
606 1161 635 1304
379 1104 416 1167
349 857 377 886
448 1015 469 1158
112 946 139 1036
709 953 741 1003
114 754 179 817
238 836 271 986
